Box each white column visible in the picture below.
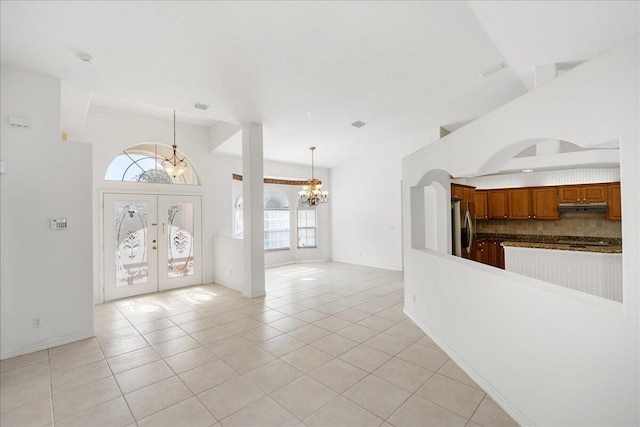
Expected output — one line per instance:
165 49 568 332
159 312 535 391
242 123 266 298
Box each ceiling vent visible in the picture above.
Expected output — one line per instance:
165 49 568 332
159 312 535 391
351 120 367 128
480 62 506 78
194 103 210 111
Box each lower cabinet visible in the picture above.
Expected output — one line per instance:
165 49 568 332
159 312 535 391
474 239 504 269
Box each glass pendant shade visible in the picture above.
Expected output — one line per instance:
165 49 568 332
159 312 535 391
299 147 329 207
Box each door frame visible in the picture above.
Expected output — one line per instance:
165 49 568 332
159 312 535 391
98 189 204 303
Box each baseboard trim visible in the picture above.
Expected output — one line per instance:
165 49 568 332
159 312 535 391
1 330 95 360
403 307 532 427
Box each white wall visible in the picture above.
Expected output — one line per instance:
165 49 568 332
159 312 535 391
1 67 93 359
330 128 440 271
402 36 639 426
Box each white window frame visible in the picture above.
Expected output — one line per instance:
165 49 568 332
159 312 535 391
297 207 317 249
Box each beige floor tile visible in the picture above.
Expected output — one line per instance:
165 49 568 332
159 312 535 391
134 318 175 335
220 396 298 427
416 374 486 418
143 325 187 345
56 397 134 427
292 309 329 323
339 344 392 373
49 345 105 373
250 309 289 323
364 333 413 356
243 359 303 394
470 396 519 427
311 334 358 357
438 359 482 390
211 310 248 325
137 397 216 427
304 396 383 427
224 317 265 334
281 346 334 373
107 346 161 374
178 317 220 334
1 362 52 412
287 324 332 344
277 303 313 316
373 357 434 392
51 359 112 395
124 376 193 420
384 323 425 342
336 324 379 343
356 315 397 332
96 326 141 345
197 376 264 420
343 375 411 419
222 346 276 374
52 376 122 421
0 349 48 373
164 346 217 374
271 376 336 420
153 335 201 358
268 317 308 333
313 316 351 332
0 396 52 427
260 334 307 357
49 338 100 360
179 359 238 394
169 310 207 325
333 308 371 323
239 325 283 343
115 359 175 394
206 334 253 358
100 335 149 359
387 395 468 427
308 359 368 394
315 303 348 315
466 421 482 427
191 325 236 345
397 343 449 372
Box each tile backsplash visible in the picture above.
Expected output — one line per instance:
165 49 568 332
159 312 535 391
476 212 622 239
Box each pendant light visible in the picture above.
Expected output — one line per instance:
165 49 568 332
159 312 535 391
162 110 188 178
298 146 329 207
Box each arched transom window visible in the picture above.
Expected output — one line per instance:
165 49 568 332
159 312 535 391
105 144 199 185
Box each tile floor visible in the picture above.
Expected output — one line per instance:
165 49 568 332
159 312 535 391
1 262 518 427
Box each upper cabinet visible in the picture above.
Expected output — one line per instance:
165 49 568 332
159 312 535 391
451 184 475 202
606 183 621 220
507 189 531 219
475 190 488 220
531 187 560 219
558 184 606 203
488 190 508 219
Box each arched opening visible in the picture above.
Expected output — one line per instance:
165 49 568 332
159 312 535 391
104 143 200 185
263 187 290 251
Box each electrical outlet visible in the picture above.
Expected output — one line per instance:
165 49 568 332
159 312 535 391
33 317 42 328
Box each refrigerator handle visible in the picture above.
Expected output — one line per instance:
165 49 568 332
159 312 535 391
464 209 473 252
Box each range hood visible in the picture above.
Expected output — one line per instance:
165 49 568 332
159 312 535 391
558 202 608 213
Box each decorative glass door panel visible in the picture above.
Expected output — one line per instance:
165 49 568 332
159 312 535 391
104 194 158 300
158 195 201 291
104 194 202 301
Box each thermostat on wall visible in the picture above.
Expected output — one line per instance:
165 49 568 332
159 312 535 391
50 218 68 230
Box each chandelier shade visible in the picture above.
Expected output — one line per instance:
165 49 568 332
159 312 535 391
162 110 188 178
298 147 329 207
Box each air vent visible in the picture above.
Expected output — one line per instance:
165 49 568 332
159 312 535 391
351 120 367 128
194 103 210 111
480 62 506 78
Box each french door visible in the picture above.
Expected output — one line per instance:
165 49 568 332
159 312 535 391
104 193 202 301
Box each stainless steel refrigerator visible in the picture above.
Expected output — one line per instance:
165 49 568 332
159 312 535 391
452 200 475 259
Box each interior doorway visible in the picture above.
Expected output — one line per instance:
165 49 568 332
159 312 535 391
103 193 202 301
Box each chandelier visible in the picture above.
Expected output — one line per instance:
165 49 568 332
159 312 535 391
298 146 329 207
162 110 188 178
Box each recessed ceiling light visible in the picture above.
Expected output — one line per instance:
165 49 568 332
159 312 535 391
480 62 506 78
521 169 534 173
78 53 93 64
351 120 367 128
194 103 209 111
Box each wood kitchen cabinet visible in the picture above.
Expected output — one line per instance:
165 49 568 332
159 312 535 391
607 183 621 220
451 184 475 202
531 187 559 219
558 184 606 203
474 240 504 269
488 190 508 219
508 189 531 219
474 190 488 220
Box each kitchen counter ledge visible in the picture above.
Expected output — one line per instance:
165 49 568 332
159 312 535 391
501 241 622 253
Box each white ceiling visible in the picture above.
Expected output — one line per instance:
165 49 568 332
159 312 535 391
1 1 638 168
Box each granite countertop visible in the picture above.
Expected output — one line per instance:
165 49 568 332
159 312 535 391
500 241 622 253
